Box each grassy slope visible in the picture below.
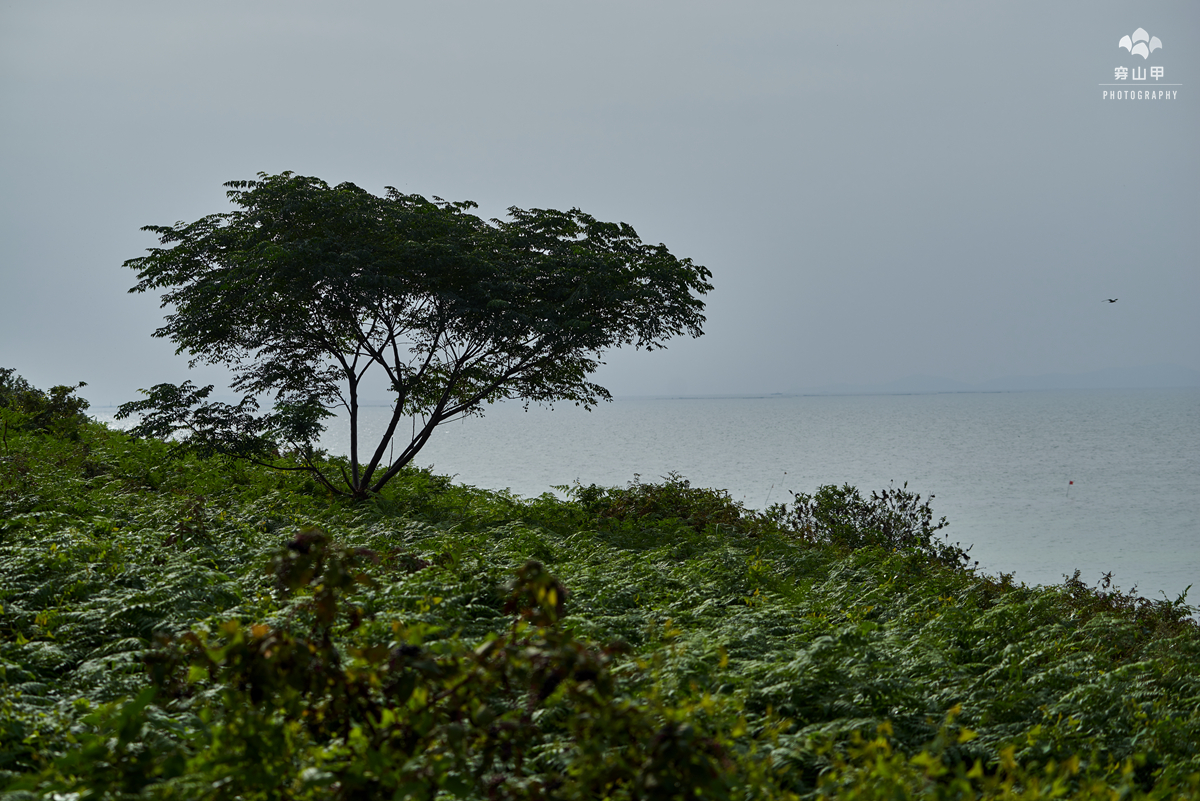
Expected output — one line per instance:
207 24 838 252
2 419 1199 797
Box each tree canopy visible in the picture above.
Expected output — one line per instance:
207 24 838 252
118 173 712 498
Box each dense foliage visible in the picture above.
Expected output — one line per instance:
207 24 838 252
2 373 1198 798
0 369 90 442
118 173 712 499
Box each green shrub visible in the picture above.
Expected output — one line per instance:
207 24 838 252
0 369 90 441
571 472 751 534
781 482 970 565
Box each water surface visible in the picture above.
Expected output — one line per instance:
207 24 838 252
324 388 1199 601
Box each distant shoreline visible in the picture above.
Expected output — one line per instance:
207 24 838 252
86 383 1200 411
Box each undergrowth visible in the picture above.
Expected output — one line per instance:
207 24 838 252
1 373 1198 798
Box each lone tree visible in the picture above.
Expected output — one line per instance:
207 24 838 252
118 173 711 499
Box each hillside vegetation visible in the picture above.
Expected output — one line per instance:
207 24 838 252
1 373 1198 799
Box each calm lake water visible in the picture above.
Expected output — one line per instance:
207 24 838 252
319 388 1200 602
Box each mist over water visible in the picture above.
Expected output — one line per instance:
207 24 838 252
321 388 1200 602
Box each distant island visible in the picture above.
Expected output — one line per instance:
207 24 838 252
787 363 1200 396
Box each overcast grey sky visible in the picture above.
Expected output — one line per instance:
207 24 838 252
2 1 1196 404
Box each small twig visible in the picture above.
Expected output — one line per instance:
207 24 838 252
764 470 786 506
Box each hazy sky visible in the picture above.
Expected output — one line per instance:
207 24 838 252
2 1 1197 404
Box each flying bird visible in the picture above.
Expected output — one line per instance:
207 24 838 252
1104 299 1118 303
